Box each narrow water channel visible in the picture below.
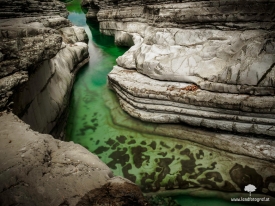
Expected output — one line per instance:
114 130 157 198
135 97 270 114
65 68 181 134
64 1 251 205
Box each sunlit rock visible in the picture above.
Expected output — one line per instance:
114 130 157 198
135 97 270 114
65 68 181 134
83 0 275 136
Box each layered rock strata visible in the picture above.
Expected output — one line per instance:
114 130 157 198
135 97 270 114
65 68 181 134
109 66 275 136
0 1 89 137
83 0 275 137
0 0 68 19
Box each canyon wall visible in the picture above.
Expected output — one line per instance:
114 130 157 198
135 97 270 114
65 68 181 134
0 0 89 137
0 0 69 18
83 0 275 200
0 1 147 205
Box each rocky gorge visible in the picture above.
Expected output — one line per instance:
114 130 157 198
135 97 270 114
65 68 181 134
0 0 275 205
79 0 275 204
0 0 147 205
83 0 275 137
0 0 89 137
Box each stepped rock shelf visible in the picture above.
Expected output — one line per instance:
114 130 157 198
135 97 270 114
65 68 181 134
82 0 275 137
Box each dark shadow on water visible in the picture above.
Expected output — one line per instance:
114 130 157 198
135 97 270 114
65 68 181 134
86 20 129 55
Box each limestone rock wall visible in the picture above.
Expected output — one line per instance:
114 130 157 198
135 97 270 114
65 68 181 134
83 0 275 137
9 17 89 137
87 0 275 30
0 0 89 137
0 0 68 18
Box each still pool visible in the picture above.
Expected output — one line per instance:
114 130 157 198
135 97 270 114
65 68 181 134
64 0 257 205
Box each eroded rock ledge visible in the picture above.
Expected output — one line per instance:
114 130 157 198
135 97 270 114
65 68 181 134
0 112 147 206
83 0 275 137
109 66 275 137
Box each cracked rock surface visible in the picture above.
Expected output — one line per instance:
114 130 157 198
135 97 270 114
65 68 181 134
0 0 68 19
83 0 275 136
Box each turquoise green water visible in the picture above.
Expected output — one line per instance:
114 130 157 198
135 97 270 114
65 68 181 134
64 1 255 205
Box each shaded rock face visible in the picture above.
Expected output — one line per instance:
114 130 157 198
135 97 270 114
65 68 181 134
76 176 148 206
83 0 275 137
0 0 89 137
82 0 100 20
0 112 147 206
0 0 69 18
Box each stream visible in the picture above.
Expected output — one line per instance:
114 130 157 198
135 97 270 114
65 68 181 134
64 0 251 205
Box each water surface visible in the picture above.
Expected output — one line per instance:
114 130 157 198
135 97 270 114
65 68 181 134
65 1 253 205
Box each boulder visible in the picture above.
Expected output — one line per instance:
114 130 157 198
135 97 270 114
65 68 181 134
0 112 147 206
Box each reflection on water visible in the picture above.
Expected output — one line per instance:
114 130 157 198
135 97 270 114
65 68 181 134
65 1 256 205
